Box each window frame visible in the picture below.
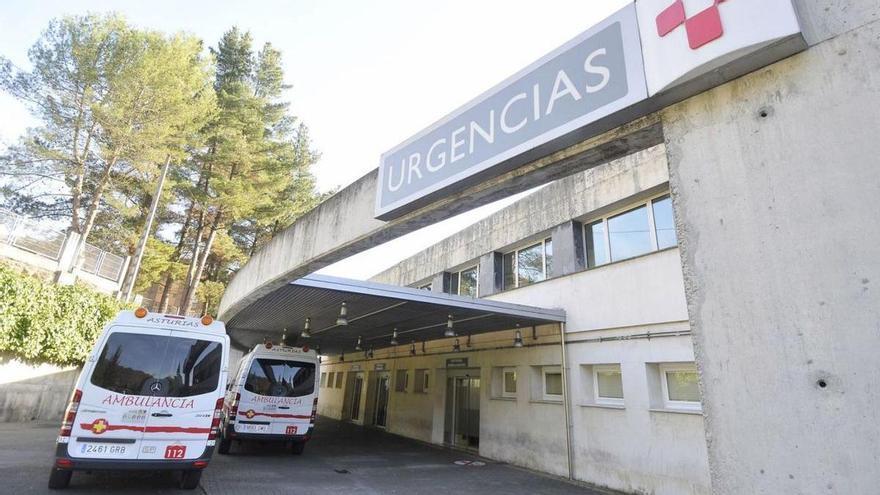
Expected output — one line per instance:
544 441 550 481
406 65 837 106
502 237 553 290
395 369 409 393
592 364 624 406
320 372 327 388
414 369 430 393
583 192 677 268
452 265 479 297
502 367 517 398
542 366 563 401
659 363 702 411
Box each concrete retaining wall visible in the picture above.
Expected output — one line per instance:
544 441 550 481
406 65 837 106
0 355 79 423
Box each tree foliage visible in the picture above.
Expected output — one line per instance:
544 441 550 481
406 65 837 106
0 262 131 366
1 17 324 318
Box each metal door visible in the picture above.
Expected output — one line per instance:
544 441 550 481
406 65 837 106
444 374 480 449
350 373 364 421
373 374 389 427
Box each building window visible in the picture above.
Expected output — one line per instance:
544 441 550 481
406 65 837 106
395 369 409 392
660 363 701 411
502 367 517 398
449 266 478 297
502 238 553 290
583 193 678 267
608 204 652 261
542 366 563 401
593 364 624 406
585 220 609 268
335 371 344 388
327 371 335 388
415 369 429 393
652 195 678 249
320 372 327 387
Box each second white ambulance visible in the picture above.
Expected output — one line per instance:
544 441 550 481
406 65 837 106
218 342 319 455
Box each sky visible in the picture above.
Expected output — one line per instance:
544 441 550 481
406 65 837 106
0 0 627 280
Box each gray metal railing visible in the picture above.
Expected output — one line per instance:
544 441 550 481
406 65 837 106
78 242 126 282
0 208 126 282
0 208 66 260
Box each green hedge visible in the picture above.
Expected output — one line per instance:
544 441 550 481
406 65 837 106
0 262 131 366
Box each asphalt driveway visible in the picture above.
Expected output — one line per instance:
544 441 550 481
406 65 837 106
0 417 610 494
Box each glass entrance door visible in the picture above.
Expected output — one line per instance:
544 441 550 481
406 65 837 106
350 373 364 421
373 374 390 428
444 374 480 449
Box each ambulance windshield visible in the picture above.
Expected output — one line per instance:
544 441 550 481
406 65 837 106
244 359 315 397
90 331 222 397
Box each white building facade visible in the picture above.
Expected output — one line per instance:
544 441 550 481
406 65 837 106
319 145 711 494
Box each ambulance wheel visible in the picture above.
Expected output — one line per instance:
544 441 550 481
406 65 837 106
48 467 72 489
290 441 305 455
179 470 202 490
218 429 232 454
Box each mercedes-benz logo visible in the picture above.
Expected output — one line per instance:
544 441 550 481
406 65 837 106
150 382 162 393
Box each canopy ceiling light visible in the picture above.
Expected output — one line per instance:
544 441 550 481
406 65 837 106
444 314 456 337
514 329 524 348
336 302 349 326
300 318 312 339
280 328 288 345
390 329 399 346
355 335 363 351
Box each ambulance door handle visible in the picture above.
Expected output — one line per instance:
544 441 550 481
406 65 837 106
151 412 173 417
278 406 290 410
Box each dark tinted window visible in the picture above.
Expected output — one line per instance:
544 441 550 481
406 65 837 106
91 332 222 397
245 359 316 397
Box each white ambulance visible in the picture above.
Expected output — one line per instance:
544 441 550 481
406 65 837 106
48 309 230 490
218 342 319 455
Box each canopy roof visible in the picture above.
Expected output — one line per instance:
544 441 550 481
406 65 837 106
225 274 566 354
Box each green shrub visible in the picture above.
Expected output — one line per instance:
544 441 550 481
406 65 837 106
0 262 132 366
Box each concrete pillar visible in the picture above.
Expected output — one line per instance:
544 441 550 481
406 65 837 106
664 14 880 494
431 272 451 294
550 221 585 278
477 252 502 297
54 231 80 286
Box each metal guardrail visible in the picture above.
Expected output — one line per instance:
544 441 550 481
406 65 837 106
0 208 66 260
0 208 125 282
78 242 126 282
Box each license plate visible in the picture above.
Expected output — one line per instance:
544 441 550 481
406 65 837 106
80 444 127 456
164 445 187 459
238 423 268 433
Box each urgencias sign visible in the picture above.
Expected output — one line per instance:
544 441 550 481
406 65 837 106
375 1 803 220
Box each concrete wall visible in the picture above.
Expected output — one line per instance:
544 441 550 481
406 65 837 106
663 2 880 493
0 355 80 423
